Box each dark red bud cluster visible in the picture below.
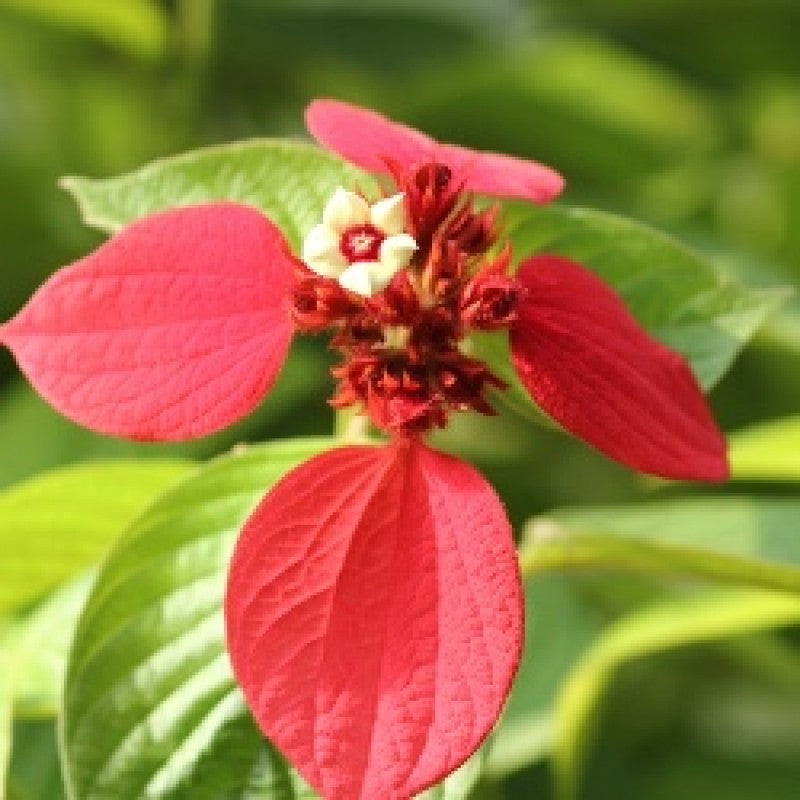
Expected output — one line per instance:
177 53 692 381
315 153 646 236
290 264 360 331
331 354 443 433
385 158 461 255
445 200 499 256
330 350 506 435
459 245 518 330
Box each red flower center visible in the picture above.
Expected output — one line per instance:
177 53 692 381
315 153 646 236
340 224 385 263
292 161 518 435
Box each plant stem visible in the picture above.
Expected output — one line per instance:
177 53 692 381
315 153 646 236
334 408 371 442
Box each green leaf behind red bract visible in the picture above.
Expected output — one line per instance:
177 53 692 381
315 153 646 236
225 439 522 800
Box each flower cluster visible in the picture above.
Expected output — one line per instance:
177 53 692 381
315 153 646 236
0 99 728 799
293 159 514 434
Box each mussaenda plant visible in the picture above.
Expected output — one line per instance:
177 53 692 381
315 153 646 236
0 99 728 799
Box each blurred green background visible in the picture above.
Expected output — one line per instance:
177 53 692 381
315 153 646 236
1 1 799 798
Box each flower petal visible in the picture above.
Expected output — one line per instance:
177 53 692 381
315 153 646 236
509 255 728 480
225 439 522 800
370 192 407 235
306 98 564 203
322 186 370 232
339 260 396 296
0 203 294 441
379 232 418 272
302 223 347 278
306 98 437 175
438 143 565 204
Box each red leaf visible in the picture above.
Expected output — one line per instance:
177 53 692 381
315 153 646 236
306 98 564 204
510 255 728 480
306 98 436 176
0 203 294 440
438 143 564 204
225 439 522 799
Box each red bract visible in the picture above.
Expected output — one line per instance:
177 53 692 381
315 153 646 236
0 99 728 799
0 204 294 439
226 440 522 799
511 255 729 480
305 99 565 204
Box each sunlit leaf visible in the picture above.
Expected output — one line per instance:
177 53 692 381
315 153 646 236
61 140 375 249
1 575 93 718
521 497 800 593
61 438 332 799
554 589 800 800
0 459 190 614
488 575 603 777
728 414 800 481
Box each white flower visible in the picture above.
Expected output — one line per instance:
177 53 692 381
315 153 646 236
302 188 417 297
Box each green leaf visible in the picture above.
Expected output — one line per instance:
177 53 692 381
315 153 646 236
637 751 800 800
0 0 169 61
520 497 800 592
7 720 66 800
0 653 10 800
473 204 786 423
554 589 800 800
729 415 800 481
487 575 603 778
0 459 190 615
1 575 93 718
61 140 376 250
60 438 334 800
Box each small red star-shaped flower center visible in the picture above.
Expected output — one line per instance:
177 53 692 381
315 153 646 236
340 223 385 263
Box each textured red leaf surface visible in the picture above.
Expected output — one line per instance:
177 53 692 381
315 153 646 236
306 99 564 204
436 142 565 204
225 440 522 800
510 255 728 480
0 203 294 440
